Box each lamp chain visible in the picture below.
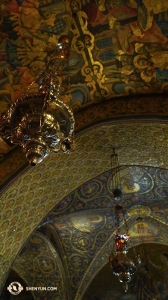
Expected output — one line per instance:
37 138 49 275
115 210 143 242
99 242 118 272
115 207 120 234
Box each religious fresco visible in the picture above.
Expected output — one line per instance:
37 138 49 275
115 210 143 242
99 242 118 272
81 0 168 96
1 0 168 113
129 221 159 237
107 166 154 194
70 213 105 232
46 166 168 218
1 0 168 161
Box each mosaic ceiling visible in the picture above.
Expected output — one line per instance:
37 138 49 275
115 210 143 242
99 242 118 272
1 0 168 299
2 163 168 299
1 122 168 299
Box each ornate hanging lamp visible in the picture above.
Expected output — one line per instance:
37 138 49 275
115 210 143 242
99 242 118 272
0 35 75 166
109 149 141 292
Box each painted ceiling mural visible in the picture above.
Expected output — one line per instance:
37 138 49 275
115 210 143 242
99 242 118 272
1 0 168 111
1 0 168 160
2 165 168 299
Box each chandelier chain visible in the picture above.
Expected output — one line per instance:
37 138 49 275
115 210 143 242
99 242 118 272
109 148 141 292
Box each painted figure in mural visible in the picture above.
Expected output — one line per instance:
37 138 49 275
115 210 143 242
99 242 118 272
0 0 69 109
82 0 168 66
110 167 152 195
136 52 168 70
133 43 168 83
109 18 168 55
83 0 138 28
0 60 45 101
70 214 104 233
10 0 57 42
136 0 168 30
70 0 82 13
0 0 67 67
82 0 168 34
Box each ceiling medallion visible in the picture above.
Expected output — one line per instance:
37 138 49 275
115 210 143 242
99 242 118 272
0 35 75 166
109 149 141 292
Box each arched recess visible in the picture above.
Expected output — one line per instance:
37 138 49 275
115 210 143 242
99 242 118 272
36 223 73 300
82 243 168 300
3 231 69 300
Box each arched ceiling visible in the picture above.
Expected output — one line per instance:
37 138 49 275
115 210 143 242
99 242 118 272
1 0 168 299
1 121 168 295
2 162 168 299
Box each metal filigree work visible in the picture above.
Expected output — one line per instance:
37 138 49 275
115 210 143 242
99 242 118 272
109 223 141 292
0 36 75 166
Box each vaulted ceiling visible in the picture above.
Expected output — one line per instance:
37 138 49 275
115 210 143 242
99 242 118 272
1 0 168 299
